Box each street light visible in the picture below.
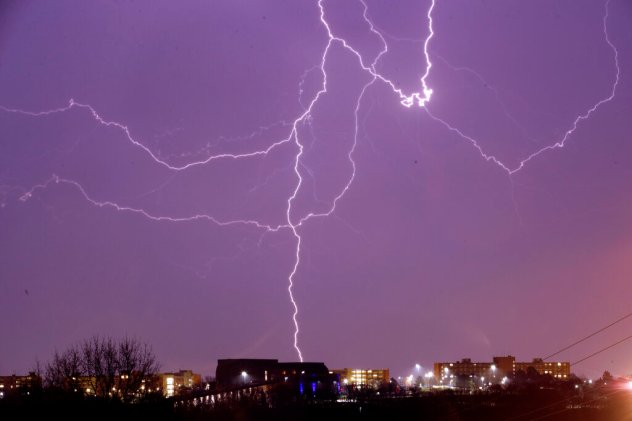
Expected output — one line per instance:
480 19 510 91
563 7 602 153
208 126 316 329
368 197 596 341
241 371 247 385
414 365 421 387
424 371 434 388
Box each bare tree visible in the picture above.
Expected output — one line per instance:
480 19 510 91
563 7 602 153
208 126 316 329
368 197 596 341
117 337 160 398
44 336 159 401
45 345 82 392
80 336 118 398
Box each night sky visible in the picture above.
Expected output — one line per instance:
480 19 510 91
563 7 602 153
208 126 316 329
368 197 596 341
1 0 632 380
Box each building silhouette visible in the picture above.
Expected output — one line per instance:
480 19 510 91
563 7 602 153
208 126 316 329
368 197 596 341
434 355 570 385
0 373 41 399
215 358 337 396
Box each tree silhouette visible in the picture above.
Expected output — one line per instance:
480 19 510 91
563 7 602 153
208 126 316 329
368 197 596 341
44 336 159 401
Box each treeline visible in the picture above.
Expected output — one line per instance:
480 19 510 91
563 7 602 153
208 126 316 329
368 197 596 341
0 336 175 420
43 335 159 400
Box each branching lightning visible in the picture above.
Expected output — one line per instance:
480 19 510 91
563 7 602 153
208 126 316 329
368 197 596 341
421 0 620 175
434 54 541 145
0 0 620 361
0 99 295 170
19 175 288 232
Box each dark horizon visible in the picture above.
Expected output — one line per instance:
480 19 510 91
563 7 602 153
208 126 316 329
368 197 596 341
1 0 632 380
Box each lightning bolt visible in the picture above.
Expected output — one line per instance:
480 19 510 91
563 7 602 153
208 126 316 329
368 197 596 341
0 0 620 362
420 0 620 175
18 175 288 232
434 54 541 145
0 99 294 170
509 0 620 174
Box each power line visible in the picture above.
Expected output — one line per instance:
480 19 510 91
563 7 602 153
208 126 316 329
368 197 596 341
543 309 632 360
572 332 632 366
507 387 624 421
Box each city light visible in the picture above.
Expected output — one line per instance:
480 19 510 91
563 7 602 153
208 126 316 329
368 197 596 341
166 377 175 397
0 0 625 414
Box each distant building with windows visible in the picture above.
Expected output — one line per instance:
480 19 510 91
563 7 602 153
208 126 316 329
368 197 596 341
215 359 337 396
0 373 41 399
514 358 570 379
157 370 202 397
433 355 570 384
215 358 330 388
331 368 390 388
216 359 332 387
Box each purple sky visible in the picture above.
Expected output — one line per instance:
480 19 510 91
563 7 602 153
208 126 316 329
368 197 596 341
1 0 631 380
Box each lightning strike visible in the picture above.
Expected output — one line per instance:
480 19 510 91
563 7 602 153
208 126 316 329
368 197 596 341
282 14 335 361
0 0 621 363
19 175 288 232
434 54 540 145
0 99 295 171
420 0 619 175
510 0 619 174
